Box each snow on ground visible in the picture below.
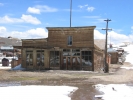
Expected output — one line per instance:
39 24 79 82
120 44 133 70
0 64 11 69
0 62 78 100
0 85 78 100
11 64 25 70
121 66 133 70
95 44 133 100
95 84 133 100
121 44 133 65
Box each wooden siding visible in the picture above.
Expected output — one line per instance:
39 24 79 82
22 39 48 48
19 26 106 71
94 50 104 71
47 27 95 48
109 52 118 64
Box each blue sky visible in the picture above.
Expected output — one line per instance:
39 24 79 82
0 0 133 44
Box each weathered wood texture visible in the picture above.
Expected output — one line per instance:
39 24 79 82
19 26 105 71
22 39 47 48
47 27 95 48
109 52 118 64
94 50 104 71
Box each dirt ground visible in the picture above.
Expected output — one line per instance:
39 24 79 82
0 62 133 100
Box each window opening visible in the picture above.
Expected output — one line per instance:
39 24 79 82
26 51 33 66
63 49 71 56
50 51 60 66
36 50 44 67
72 49 80 56
67 36 72 46
81 51 92 66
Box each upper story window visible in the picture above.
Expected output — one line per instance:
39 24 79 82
67 36 72 46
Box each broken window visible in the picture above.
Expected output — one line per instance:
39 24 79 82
26 51 33 66
72 49 80 56
36 50 44 66
63 49 71 56
81 51 92 66
67 36 72 46
50 51 60 66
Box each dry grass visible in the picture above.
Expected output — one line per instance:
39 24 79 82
0 62 133 84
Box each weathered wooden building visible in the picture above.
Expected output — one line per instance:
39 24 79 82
17 26 104 71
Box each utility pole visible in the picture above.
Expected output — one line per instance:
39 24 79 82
102 19 112 73
70 0 72 27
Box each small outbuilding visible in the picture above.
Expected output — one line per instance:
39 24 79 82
107 48 118 64
2 58 9 66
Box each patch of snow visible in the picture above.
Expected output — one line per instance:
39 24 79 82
121 67 133 70
11 64 25 70
95 84 133 100
0 64 11 69
0 85 78 100
123 45 133 65
116 44 133 69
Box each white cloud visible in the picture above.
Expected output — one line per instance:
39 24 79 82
0 3 4 6
94 30 105 39
85 4 88 7
78 5 83 9
10 28 48 39
108 31 131 44
131 26 133 29
78 4 88 8
0 15 41 25
0 26 48 39
0 15 23 23
26 28 48 38
87 7 95 12
83 16 100 18
27 5 58 14
96 18 106 23
0 26 6 32
21 14 41 25
1 26 133 44
78 4 95 12
94 29 133 44
36 5 58 12
27 7 40 14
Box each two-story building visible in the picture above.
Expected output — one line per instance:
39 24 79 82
17 26 104 71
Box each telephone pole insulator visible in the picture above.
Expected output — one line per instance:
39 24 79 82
102 19 112 73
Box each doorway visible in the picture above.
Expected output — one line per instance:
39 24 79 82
62 56 81 70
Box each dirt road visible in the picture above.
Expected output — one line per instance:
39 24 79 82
0 62 133 100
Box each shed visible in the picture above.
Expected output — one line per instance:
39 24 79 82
2 58 9 66
107 48 118 64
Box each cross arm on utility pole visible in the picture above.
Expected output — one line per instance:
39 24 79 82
102 28 112 31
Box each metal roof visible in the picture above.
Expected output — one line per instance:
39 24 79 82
1 46 13 50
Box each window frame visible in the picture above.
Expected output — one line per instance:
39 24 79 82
81 51 92 67
50 51 60 66
67 36 73 46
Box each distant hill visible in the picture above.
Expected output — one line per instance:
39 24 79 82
0 36 22 47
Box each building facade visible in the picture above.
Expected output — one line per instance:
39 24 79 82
19 26 104 71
